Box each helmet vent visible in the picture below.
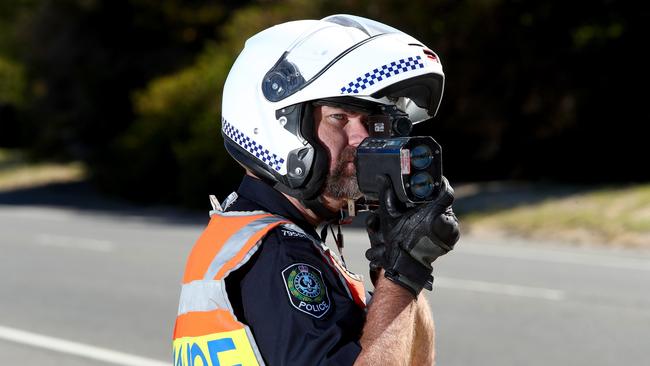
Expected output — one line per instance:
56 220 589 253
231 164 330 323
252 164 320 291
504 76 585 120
262 56 306 102
423 49 439 62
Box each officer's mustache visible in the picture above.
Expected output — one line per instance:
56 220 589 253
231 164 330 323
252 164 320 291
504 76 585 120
339 146 357 166
324 146 362 199
330 146 358 177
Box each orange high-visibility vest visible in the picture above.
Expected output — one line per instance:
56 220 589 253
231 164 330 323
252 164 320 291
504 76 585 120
172 210 367 366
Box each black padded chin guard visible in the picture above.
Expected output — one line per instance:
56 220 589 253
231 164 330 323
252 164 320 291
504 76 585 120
384 249 434 297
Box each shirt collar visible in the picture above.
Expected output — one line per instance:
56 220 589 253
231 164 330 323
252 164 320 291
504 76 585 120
236 175 321 239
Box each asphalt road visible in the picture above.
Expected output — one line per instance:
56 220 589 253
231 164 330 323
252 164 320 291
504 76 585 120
1 203 649 365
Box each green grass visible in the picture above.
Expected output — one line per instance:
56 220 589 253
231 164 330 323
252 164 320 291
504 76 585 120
0 149 86 191
462 184 650 247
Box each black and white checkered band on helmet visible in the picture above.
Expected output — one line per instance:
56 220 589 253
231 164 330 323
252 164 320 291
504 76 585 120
340 55 425 94
222 118 286 172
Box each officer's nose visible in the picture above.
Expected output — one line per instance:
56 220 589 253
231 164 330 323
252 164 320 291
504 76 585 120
347 118 369 147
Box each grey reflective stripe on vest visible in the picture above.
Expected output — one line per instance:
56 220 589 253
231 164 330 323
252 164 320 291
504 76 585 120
177 280 229 315
204 215 288 280
178 211 286 366
209 209 271 217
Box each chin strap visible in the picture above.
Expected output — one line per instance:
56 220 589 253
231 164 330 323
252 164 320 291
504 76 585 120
305 196 360 269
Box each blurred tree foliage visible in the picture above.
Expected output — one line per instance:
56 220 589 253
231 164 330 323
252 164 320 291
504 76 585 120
104 0 322 206
0 57 25 106
11 0 246 158
1 0 647 207
0 0 36 146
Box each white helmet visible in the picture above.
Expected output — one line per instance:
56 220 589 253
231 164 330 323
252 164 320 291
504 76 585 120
221 14 445 206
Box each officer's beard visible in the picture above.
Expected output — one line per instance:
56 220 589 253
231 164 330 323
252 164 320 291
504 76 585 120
323 146 363 200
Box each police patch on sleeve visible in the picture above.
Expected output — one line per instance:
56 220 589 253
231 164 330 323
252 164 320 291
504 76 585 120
282 263 331 318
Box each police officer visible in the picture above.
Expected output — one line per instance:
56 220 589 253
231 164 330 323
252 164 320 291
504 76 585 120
173 14 459 366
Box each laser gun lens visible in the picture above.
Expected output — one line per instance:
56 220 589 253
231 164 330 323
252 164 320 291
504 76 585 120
410 172 435 198
410 144 433 170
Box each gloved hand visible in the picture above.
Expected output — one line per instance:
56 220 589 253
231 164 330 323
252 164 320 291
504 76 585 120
365 175 460 297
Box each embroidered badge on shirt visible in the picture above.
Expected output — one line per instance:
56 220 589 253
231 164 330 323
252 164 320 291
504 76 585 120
282 263 330 318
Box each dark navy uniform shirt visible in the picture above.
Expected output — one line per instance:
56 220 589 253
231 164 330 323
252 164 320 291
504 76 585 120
224 176 366 366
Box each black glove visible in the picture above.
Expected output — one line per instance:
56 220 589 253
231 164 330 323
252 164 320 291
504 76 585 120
365 175 460 296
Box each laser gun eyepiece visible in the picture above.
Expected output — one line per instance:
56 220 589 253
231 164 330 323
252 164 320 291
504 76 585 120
366 105 413 138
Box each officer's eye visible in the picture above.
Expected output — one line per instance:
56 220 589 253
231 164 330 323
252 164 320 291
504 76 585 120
328 114 347 122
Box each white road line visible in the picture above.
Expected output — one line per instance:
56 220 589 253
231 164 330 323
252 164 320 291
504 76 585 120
436 277 566 301
0 325 168 366
0 206 73 222
35 234 114 252
459 243 650 271
342 229 650 271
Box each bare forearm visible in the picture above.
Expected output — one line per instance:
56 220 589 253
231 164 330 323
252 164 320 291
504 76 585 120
354 273 417 366
411 295 436 365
